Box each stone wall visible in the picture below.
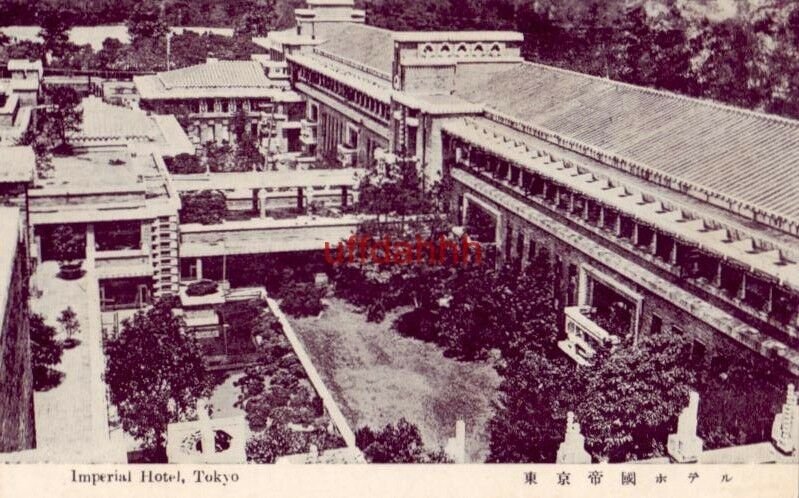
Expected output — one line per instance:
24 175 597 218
0 239 35 452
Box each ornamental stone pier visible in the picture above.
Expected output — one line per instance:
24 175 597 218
556 412 591 464
772 383 799 456
667 391 703 463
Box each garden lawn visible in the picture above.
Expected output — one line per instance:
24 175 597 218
288 298 501 462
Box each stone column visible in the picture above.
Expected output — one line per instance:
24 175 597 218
85 223 95 261
196 258 203 280
771 384 798 455
445 420 467 463
556 412 591 464
667 391 703 463
258 188 268 218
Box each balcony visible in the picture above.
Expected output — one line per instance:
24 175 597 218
337 143 357 167
558 306 620 366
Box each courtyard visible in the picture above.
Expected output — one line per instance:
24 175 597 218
288 298 501 462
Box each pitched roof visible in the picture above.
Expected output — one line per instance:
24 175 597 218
135 60 285 99
158 60 269 89
314 24 394 76
456 62 799 225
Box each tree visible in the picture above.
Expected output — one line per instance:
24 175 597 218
37 3 75 59
234 0 278 38
51 224 85 262
57 306 80 347
576 333 696 462
105 298 212 453
356 418 450 463
29 312 64 390
16 128 54 179
488 350 582 463
44 86 83 150
127 0 169 46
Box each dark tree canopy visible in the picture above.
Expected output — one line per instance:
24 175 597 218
356 418 451 463
105 298 212 450
29 312 64 390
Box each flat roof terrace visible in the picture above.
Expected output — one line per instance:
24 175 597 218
28 149 177 224
37 151 152 194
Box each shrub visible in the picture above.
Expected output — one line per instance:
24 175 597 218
51 224 85 262
185 279 218 296
180 190 227 225
165 153 204 174
279 282 326 318
394 308 441 343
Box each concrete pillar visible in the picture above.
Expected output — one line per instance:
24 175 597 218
667 391 703 463
556 412 591 464
577 268 589 306
258 188 268 218
86 223 95 261
196 258 203 280
669 240 678 265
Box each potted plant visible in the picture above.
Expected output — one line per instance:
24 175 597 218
57 306 81 348
52 225 85 279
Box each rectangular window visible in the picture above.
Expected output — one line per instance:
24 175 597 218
650 315 662 335
691 340 706 364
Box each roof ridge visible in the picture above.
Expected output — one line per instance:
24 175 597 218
519 61 799 129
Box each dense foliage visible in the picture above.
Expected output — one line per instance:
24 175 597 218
229 300 345 462
50 224 85 262
277 282 326 318
105 298 212 452
356 418 452 463
29 312 64 391
164 153 205 175
179 190 227 225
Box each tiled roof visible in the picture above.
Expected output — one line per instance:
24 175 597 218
455 62 799 225
135 60 286 99
314 24 394 75
159 60 269 89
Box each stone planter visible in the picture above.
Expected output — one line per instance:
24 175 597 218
58 260 84 280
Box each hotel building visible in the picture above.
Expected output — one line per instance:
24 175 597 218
250 0 799 375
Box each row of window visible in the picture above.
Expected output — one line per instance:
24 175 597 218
448 136 799 328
